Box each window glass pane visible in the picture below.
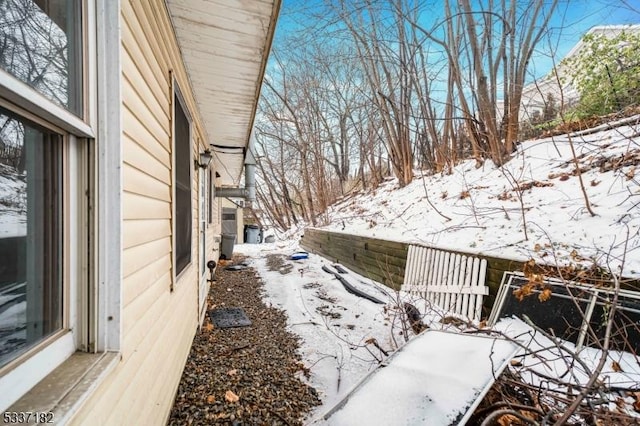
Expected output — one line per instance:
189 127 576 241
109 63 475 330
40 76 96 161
0 0 82 115
0 107 63 368
175 94 191 275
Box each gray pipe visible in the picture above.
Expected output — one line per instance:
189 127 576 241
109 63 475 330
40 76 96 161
244 163 256 202
215 187 247 198
214 140 257 202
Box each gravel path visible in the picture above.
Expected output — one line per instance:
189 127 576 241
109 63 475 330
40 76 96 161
168 258 321 425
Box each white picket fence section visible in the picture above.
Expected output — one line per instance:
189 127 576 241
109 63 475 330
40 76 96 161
402 245 489 321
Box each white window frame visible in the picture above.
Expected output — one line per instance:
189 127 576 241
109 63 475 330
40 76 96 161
171 80 194 284
0 89 82 411
0 0 122 411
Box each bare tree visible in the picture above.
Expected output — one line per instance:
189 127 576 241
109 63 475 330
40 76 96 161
404 0 559 166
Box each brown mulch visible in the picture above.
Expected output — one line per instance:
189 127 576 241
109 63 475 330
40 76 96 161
168 257 321 425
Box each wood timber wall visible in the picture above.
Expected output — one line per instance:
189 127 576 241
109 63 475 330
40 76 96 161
301 229 408 290
301 228 527 314
302 229 640 317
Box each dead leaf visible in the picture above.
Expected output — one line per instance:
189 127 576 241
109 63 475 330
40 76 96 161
626 166 636 180
459 190 470 199
533 243 542 252
510 359 523 367
498 414 519 426
538 287 552 302
612 360 624 373
591 179 600 187
513 285 532 302
225 390 239 403
206 395 216 404
227 369 237 376
632 392 640 412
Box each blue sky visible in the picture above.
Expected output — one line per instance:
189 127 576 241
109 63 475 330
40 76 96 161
275 0 640 81
529 1 640 78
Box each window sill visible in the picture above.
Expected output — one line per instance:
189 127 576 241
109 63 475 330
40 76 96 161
7 352 120 425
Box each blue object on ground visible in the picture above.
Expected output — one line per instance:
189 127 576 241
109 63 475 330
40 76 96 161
290 252 309 260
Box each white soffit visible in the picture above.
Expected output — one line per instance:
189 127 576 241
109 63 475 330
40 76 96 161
166 0 280 185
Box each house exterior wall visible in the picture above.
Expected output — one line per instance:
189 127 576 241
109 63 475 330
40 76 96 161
70 1 215 424
220 198 245 244
513 25 640 123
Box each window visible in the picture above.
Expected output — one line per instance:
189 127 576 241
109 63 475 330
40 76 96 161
0 107 63 369
0 0 83 115
174 92 191 276
0 0 106 411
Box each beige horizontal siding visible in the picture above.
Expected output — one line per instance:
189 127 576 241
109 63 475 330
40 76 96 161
71 0 223 423
122 253 171 307
121 10 169 118
122 237 172 279
122 218 171 249
72 275 195 424
122 163 171 202
122 98 170 158
122 133 171 183
122 75 170 149
122 191 171 220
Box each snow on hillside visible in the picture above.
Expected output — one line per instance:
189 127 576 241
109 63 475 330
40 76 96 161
322 116 640 278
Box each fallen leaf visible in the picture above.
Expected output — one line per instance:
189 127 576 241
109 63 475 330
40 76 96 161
225 390 239 403
612 360 623 372
626 166 635 180
206 395 216 404
227 369 237 376
510 359 523 367
498 414 519 426
538 287 552 302
632 391 640 412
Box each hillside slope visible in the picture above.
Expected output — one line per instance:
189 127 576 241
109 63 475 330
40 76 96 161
320 116 640 278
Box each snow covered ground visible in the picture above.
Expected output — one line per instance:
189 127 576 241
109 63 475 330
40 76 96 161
236 241 404 413
236 242 640 423
236 241 496 420
321 116 640 278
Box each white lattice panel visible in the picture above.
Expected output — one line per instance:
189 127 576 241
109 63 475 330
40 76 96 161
403 245 488 321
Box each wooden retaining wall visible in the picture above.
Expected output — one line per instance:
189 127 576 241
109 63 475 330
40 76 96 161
301 228 528 315
301 229 408 290
302 228 640 317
